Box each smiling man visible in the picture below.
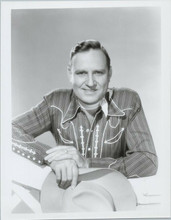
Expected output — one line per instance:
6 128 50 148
12 40 158 189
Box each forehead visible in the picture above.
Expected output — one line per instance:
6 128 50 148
71 49 107 70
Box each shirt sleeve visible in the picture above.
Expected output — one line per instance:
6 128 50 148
12 96 52 167
87 93 158 178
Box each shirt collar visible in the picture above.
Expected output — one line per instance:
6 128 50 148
62 89 125 124
107 88 125 117
100 89 125 117
62 92 80 124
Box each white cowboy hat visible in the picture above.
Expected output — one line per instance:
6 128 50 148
41 168 137 213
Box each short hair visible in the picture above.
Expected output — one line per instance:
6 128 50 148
69 40 111 70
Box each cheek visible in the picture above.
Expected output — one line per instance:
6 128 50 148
72 77 84 88
98 76 110 87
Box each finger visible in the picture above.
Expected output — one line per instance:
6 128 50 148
46 146 74 154
59 167 67 189
63 179 72 189
55 167 61 186
44 151 66 161
44 151 60 160
48 154 73 163
62 149 82 159
45 148 75 161
48 153 81 167
54 151 81 166
46 147 59 154
63 165 72 189
67 163 72 181
71 164 78 189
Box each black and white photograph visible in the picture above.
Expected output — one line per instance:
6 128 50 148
1 0 171 219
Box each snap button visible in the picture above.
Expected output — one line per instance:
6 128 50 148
86 129 89 132
88 148 91 151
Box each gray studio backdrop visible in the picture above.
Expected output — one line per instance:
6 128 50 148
12 7 161 167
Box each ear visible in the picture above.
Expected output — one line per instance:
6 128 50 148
67 64 73 83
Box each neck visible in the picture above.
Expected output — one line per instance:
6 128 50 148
78 100 100 110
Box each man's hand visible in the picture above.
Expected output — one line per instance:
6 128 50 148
44 146 89 168
44 146 89 189
50 159 78 189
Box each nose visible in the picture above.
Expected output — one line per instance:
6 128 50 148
86 73 96 87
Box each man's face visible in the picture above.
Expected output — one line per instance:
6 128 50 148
68 49 112 105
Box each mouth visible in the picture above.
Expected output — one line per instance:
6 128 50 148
82 89 97 93
82 88 97 91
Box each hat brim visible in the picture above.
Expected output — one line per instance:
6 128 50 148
41 168 137 213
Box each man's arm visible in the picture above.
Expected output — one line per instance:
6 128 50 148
86 94 158 178
12 97 52 166
12 96 80 188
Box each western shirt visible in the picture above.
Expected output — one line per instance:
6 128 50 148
12 88 158 177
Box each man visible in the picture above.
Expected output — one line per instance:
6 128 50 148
12 40 158 190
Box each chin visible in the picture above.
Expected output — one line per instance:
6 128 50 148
80 98 101 105
75 90 104 104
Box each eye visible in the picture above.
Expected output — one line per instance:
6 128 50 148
75 71 87 75
94 71 104 75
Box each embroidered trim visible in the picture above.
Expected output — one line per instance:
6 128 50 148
91 129 95 158
51 102 79 125
12 142 36 155
62 105 80 124
79 125 85 156
108 160 117 168
57 128 73 144
100 121 109 158
108 100 125 117
94 124 99 158
108 118 120 129
12 138 37 144
85 109 101 157
62 102 72 120
50 105 69 129
122 107 133 111
70 121 79 150
104 128 124 144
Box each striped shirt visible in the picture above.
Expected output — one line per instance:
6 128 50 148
12 88 158 177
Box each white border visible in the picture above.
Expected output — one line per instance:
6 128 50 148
160 0 171 215
1 1 171 219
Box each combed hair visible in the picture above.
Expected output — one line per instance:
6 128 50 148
69 40 111 70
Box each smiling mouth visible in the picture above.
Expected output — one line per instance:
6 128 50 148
82 88 97 91
83 89 97 93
